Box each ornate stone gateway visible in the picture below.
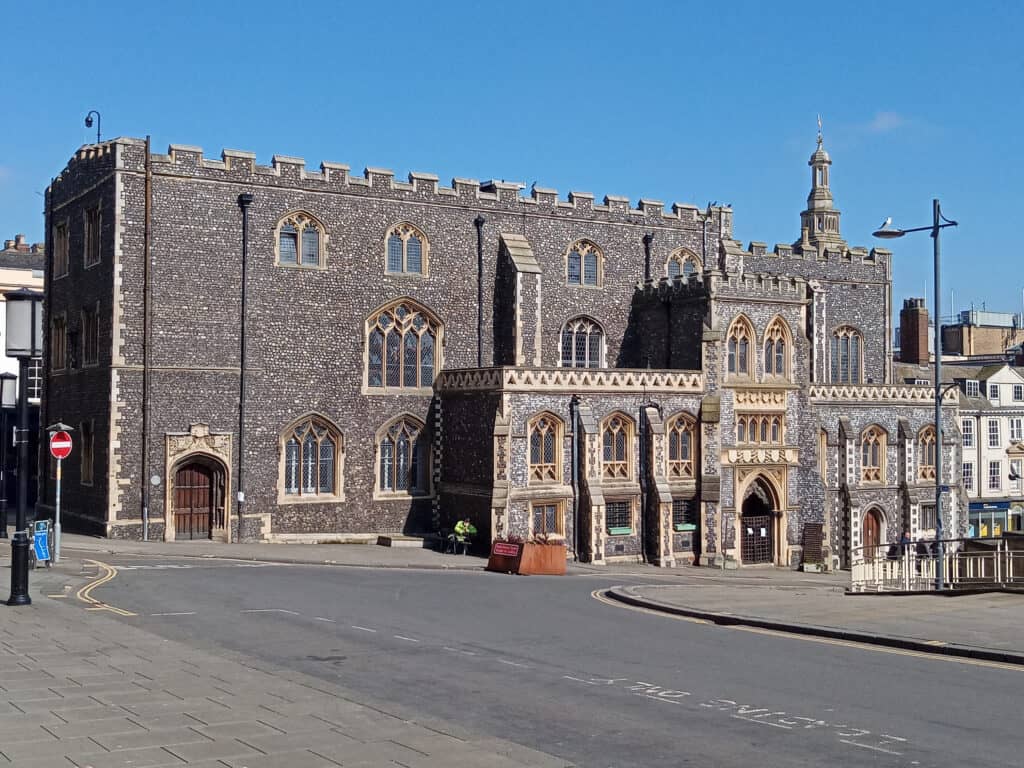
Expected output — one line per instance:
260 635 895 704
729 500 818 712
165 424 232 542
741 478 775 564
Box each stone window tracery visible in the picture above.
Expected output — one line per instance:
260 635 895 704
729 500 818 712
377 416 430 496
602 413 633 480
560 317 604 368
366 301 441 391
860 425 886 483
918 426 936 481
666 248 701 280
830 326 863 384
528 413 563 484
763 317 791 379
726 316 755 377
736 414 783 445
566 240 602 287
666 413 696 480
283 417 342 498
275 211 324 268
385 222 428 275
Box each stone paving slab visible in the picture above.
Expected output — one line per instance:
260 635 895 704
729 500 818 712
0 573 575 767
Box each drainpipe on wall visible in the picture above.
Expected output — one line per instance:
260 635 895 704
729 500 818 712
570 394 580 561
638 405 647 563
642 232 653 283
140 136 152 541
236 193 254 544
474 215 486 368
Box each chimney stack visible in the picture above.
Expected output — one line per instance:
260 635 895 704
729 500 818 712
900 297 930 365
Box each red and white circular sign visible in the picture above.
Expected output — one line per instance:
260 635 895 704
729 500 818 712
50 431 73 460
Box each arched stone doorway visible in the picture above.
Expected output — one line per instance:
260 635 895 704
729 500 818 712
862 507 883 558
171 455 227 541
740 477 778 564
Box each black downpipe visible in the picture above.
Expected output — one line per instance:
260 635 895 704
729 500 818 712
642 232 653 282
141 136 152 540
235 193 254 543
570 395 580 561
474 215 486 368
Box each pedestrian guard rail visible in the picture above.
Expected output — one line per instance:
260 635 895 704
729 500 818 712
850 536 1024 592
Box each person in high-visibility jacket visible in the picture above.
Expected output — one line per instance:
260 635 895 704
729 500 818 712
452 518 477 553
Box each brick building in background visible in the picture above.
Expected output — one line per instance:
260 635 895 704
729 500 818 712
40 133 964 570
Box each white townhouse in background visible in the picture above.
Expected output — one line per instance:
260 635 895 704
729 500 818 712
954 363 1024 536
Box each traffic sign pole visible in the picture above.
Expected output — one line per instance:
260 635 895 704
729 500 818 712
54 458 62 563
48 431 73 565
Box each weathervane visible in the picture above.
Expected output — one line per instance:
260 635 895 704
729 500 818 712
816 114 823 147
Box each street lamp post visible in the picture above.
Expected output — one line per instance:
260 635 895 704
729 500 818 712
84 110 102 144
5 288 43 606
874 199 958 590
0 372 17 540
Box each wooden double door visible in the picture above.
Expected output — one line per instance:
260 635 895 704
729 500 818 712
173 461 226 540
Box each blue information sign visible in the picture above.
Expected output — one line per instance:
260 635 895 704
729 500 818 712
33 520 50 563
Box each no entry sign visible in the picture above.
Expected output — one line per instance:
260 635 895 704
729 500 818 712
50 431 73 460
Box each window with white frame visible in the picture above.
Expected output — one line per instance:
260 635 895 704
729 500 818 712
989 460 1002 490
377 417 430 496
830 326 863 384
1015 384 1024 402
1011 417 1024 443
282 418 341 498
989 383 1000 400
988 419 1000 448
1012 459 1022 492
606 500 633 534
920 504 936 529
560 317 603 368
966 380 980 397
276 211 325 268
962 419 974 447
566 240 602 287
385 222 428 275
366 302 440 390
963 462 974 491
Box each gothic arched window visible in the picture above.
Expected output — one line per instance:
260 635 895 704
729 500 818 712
366 301 441 391
528 413 563 483
377 416 430 496
602 412 633 479
566 240 603 287
666 248 701 280
282 417 342 498
667 413 696 479
276 211 325 268
919 426 937 480
831 326 864 384
763 317 791 379
385 222 428 275
561 317 604 368
861 425 886 483
727 316 755 377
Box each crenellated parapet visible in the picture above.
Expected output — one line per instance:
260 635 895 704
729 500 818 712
715 271 808 301
49 139 731 230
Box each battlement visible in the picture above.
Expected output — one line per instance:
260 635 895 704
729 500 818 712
740 239 890 268
719 271 809 298
48 139 730 229
636 273 709 303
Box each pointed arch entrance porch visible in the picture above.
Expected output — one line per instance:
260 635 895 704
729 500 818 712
165 424 233 542
735 469 787 565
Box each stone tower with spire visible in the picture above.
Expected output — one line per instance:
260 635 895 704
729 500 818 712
796 123 847 255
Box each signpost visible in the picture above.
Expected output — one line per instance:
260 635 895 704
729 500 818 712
32 519 50 566
49 430 72 564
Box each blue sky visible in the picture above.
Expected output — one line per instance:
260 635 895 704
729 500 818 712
3 1 1022 323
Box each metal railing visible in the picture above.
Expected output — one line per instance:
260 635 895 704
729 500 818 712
850 537 1024 592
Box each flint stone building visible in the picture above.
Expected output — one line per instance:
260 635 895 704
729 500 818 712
41 134 964 570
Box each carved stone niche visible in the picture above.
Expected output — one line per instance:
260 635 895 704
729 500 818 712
166 423 233 468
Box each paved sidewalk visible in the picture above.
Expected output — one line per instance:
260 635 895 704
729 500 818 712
610 582 1024 665
0 566 574 768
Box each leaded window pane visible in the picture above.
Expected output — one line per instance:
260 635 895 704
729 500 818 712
775 340 785 376
668 259 681 278
681 431 691 460
380 439 394 490
285 439 299 494
386 331 401 387
420 332 434 384
387 235 404 272
830 336 840 382
728 339 737 373
303 434 316 493
603 431 614 461
561 330 574 366
588 331 601 368
615 430 625 460
764 341 773 373
412 437 426 492
669 432 679 461
738 339 748 373
301 227 319 266
396 435 410 491
771 418 780 443
530 431 542 464
319 440 334 493
575 332 587 367
738 420 747 442
543 430 555 464
403 332 418 387
840 337 850 382
683 259 697 278
851 336 861 382
568 251 581 283
280 226 298 264
407 236 422 273
368 329 384 387
583 252 598 285
760 419 768 443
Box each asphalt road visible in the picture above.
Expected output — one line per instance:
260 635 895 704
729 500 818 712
82 555 1021 768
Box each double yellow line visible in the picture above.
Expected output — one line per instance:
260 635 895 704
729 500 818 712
75 559 135 616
